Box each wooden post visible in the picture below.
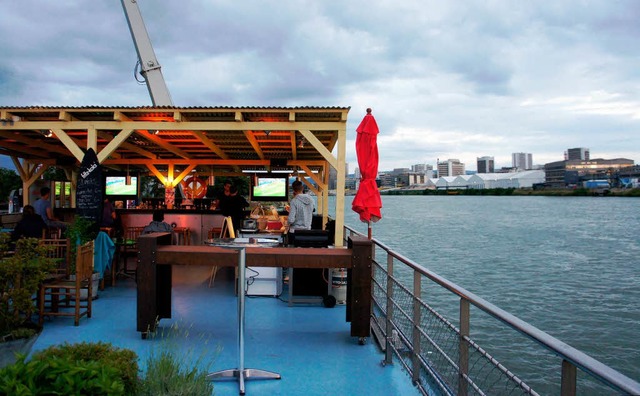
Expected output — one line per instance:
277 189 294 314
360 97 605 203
137 232 172 338
561 359 577 396
348 236 373 338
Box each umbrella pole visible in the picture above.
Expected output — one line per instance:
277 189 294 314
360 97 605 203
367 221 372 240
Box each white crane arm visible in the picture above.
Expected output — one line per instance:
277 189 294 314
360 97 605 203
120 0 173 106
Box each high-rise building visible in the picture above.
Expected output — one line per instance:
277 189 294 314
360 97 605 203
565 148 590 161
437 159 465 177
476 156 495 173
411 163 434 178
512 152 533 170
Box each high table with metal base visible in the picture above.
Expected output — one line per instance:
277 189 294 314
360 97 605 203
205 243 281 394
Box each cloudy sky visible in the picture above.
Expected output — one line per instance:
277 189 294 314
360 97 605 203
1 0 639 172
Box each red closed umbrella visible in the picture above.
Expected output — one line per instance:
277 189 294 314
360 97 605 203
351 108 382 238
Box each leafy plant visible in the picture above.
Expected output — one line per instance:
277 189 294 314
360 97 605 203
0 236 55 340
0 168 21 206
139 321 217 396
34 342 139 395
0 342 138 395
64 215 99 273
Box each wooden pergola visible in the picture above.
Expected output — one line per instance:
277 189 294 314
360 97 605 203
0 106 350 245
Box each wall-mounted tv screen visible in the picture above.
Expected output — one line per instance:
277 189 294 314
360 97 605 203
105 176 138 196
251 176 289 202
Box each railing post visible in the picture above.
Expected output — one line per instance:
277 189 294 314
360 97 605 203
412 271 422 383
385 252 394 365
561 359 577 396
458 298 470 396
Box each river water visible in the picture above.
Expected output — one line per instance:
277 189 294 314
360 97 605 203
331 195 639 392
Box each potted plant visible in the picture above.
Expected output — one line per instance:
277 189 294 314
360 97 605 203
65 216 100 299
0 234 56 368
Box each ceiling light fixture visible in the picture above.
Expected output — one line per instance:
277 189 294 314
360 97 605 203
297 139 305 149
264 130 271 136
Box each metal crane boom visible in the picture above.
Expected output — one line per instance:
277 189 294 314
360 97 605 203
120 0 173 106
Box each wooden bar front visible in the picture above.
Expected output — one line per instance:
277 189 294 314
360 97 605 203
137 233 373 339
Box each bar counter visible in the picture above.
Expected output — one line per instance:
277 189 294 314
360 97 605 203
117 209 232 245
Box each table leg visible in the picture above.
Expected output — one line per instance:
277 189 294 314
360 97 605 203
206 247 281 394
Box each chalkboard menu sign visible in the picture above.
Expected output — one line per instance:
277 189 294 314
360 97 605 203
76 148 103 224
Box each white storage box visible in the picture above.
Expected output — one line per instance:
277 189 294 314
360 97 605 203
246 267 282 296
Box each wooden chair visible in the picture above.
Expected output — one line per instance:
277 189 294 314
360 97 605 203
42 227 63 239
207 227 222 239
173 227 191 245
122 226 144 276
208 216 235 288
38 240 94 326
39 238 72 278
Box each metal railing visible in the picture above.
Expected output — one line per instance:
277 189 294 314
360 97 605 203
344 225 640 396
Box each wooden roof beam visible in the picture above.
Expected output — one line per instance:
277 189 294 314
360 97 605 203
97 129 134 163
0 131 73 157
97 131 156 160
0 141 51 159
290 131 297 160
114 111 132 122
103 159 270 166
243 131 265 160
58 111 78 122
191 131 229 159
299 164 323 187
298 129 337 169
50 128 84 162
134 129 191 159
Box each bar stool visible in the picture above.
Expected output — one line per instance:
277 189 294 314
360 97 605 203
173 227 191 245
207 227 222 239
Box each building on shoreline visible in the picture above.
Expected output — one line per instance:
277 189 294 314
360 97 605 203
512 152 533 170
437 159 465 177
544 158 634 187
477 156 495 173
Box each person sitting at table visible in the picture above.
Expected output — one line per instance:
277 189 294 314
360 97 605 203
34 186 68 232
11 205 46 241
142 210 173 234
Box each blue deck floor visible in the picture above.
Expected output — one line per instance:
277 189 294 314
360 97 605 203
32 267 420 396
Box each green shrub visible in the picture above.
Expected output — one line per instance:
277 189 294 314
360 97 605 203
0 355 126 395
34 342 139 395
0 342 139 395
0 237 55 338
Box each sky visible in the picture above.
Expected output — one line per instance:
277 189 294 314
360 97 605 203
1 0 640 173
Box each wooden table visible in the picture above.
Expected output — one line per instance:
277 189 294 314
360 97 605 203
136 233 373 340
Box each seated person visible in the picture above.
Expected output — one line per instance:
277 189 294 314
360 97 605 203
34 186 68 231
11 205 46 241
142 210 173 234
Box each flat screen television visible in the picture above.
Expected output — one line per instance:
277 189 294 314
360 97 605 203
251 175 289 202
105 176 138 196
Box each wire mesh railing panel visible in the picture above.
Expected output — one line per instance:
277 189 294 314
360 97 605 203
344 226 640 396
417 298 461 392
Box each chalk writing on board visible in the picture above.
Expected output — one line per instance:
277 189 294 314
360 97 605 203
76 148 102 223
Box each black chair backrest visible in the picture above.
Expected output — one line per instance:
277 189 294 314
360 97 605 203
293 229 330 248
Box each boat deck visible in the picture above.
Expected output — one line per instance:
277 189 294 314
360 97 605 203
32 267 420 396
